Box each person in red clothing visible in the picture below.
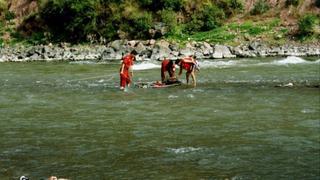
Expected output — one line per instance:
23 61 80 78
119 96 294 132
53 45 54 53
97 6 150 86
119 50 137 90
177 55 199 87
161 58 176 83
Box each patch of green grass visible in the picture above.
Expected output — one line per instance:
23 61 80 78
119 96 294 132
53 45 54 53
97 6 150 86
25 32 47 45
164 19 289 45
296 34 320 43
280 27 288 34
190 27 236 43
165 25 237 45
269 18 281 27
229 21 270 35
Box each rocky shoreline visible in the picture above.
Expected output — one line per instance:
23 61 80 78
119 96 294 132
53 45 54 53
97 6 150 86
0 40 319 62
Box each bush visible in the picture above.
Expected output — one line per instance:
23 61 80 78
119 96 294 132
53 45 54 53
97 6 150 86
159 9 178 35
40 0 98 43
119 11 153 39
229 0 243 12
201 5 225 31
0 0 6 16
162 0 183 11
216 0 243 17
0 38 3 46
185 14 204 33
250 0 270 15
5 11 15 21
285 0 299 7
138 0 152 7
131 12 153 39
185 4 225 33
25 32 47 45
138 0 182 11
0 20 3 30
316 0 320 8
95 2 122 41
99 23 118 41
298 14 318 36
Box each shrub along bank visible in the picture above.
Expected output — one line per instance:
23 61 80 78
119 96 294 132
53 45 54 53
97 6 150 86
0 0 319 47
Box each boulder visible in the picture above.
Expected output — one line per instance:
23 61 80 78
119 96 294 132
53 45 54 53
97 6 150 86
179 48 195 56
134 42 146 54
213 45 235 58
154 40 172 59
100 48 116 60
109 40 125 51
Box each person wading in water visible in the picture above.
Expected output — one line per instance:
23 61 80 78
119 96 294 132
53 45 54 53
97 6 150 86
161 57 177 83
119 50 137 90
177 55 200 87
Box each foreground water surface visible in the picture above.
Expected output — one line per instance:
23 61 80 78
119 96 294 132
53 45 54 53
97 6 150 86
0 56 319 179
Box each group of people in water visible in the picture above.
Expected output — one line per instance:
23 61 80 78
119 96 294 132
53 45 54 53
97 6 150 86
119 50 199 90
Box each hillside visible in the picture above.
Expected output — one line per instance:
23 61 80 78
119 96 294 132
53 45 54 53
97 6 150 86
0 0 319 46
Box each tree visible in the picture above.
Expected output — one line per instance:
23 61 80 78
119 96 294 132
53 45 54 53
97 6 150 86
316 0 320 8
250 0 270 15
285 0 299 7
298 14 318 36
40 0 98 43
185 4 225 33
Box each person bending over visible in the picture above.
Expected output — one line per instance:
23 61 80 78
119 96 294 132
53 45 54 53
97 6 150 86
161 58 176 83
177 55 199 87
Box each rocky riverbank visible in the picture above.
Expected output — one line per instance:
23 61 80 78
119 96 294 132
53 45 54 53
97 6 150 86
0 40 319 62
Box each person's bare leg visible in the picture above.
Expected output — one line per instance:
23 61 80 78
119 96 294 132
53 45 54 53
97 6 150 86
186 72 190 85
191 72 196 87
161 71 165 83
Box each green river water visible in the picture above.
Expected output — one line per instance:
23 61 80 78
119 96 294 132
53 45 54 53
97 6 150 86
0 56 319 179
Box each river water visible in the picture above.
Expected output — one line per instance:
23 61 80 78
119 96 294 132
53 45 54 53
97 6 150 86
0 56 319 179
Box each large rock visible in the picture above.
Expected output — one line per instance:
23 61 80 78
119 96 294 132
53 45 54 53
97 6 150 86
134 42 146 54
109 40 125 51
200 42 213 57
213 45 236 58
152 40 172 59
179 42 196 57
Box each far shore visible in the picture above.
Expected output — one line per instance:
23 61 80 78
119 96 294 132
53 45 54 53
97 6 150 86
0 40 319 62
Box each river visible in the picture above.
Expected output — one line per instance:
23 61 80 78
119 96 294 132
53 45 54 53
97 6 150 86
0 56 319 179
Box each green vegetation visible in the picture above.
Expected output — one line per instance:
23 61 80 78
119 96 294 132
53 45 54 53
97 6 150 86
4 11 15 21
35 0 245 43
0 33 3 47
165 19 287 46
0 0 7 15
297 14 319 41
250 0 270 15
40 0 98 43
285 0 300 7
185 4 225 33
0 0 318 45
316 0 320 8
159 9 178 35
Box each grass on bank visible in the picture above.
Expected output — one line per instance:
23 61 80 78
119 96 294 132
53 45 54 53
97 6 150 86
1 17 319 47
165 18 291 46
